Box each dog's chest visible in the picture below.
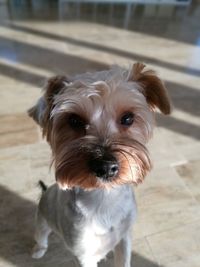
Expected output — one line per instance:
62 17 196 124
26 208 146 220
74 186 136 257
79 211 129 258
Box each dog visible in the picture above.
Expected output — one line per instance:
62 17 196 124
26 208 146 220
28 63 171 267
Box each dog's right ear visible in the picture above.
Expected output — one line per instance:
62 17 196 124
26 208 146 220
28 76 69 134
128 63 171 115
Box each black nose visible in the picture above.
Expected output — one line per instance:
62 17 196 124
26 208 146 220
89 156 119 181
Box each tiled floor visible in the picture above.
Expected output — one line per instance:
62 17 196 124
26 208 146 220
0 1 200 267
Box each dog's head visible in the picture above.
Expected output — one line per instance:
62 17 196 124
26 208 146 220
28 63 171 190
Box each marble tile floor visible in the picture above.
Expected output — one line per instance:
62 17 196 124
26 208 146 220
0 1 200 267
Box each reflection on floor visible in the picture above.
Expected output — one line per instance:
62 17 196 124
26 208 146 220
0 1 200 266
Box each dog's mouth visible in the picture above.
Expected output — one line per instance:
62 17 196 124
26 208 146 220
53 138 152 190
55 150 120 190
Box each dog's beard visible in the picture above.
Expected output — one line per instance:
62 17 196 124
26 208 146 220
53 136 152 190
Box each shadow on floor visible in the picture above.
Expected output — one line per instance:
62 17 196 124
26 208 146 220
166 81 200 118
0 62 46 87
1 32 200 120
0 185 161 267
0 35 108 77
2 23 200 77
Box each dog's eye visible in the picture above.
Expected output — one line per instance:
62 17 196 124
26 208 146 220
120 112 134 126
68 114 86 130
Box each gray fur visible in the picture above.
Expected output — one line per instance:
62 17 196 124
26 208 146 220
32 183 136 267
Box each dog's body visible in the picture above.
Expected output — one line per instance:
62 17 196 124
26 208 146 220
29 63 171 267
33 183 135 266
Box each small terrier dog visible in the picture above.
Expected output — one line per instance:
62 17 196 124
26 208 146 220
28 63 171 267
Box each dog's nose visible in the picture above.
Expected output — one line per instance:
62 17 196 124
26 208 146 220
89 156 119 180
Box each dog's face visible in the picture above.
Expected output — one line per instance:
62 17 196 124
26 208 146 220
28 63 171 190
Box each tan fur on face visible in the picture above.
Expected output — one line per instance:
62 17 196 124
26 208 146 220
28 63 171 189
51 78 155 144
49 79 154 189
54 136 151 190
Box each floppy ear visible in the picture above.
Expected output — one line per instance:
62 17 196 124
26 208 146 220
28 76 69 134
28 97 47 126
128 63 171 114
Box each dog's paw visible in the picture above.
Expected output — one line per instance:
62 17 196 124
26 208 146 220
32 244 47 259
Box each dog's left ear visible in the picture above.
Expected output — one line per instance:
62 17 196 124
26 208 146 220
28 76 69 133
128 63 171 114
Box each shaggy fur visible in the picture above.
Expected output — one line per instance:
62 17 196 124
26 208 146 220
28 62 171 267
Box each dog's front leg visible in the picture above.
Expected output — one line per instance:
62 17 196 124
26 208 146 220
114 232 132 267
32 210 52 259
